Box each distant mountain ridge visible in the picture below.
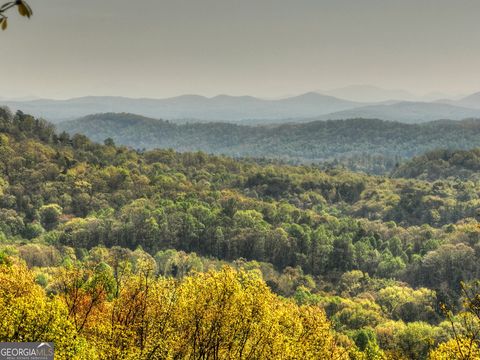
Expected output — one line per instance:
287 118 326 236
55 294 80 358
58 113 480 174
456 92 480 109
317 101 480 124
3 90 480 124
323 85 418 102
1 93 360 123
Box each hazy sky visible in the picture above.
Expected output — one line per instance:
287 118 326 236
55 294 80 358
1 0 480 99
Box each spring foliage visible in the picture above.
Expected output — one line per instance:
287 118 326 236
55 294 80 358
0 258 348 359
0 109 480 358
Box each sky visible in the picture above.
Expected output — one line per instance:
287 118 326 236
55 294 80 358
1 0 480 100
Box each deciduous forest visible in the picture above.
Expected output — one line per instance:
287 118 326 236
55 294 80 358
58 113 480 175
1 108 479 359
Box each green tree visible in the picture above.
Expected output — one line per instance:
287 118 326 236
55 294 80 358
39 204 63 231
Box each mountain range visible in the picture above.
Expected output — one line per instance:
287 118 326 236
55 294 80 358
0 93 359 123
322 85 419 102
3 90 480 124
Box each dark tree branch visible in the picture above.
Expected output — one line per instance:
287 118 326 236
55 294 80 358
0 1 33 30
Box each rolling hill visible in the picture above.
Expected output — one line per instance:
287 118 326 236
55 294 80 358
391 148 480 181
58 113 480 174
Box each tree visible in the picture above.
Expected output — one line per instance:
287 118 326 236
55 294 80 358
55 262 115 334
429 337 480 359
0 259 85 358
395 322 441 360
39 203 62 231
435 281 480 359
0 1 32 30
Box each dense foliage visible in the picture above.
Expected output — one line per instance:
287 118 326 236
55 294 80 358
392 148 480 181
0 257 350 359
59 113 480 174
1 107 480 358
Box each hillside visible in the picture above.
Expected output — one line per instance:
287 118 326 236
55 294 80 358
392 148 480 181
2 108 480 358
58 113 480 174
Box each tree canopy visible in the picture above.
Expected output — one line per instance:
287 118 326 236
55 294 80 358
0 108 479 359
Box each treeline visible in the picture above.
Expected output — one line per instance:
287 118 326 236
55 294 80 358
1 108 480 358
58 113 480 174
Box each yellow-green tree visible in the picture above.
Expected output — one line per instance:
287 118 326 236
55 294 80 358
0 259 86 358
56 264 350 359
429 338 480 359
430 281 480 359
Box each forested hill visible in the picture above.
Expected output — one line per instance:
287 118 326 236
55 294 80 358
392 148 480 181
58 113 480 174
2 108 480 358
